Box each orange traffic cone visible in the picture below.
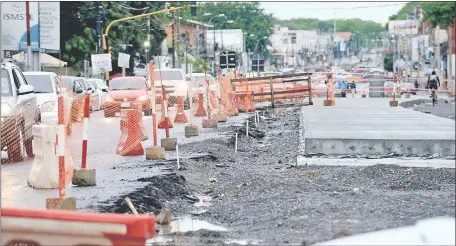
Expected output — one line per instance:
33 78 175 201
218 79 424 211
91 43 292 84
174 96 189 123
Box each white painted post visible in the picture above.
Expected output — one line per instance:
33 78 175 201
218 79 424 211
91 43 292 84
235 133 238 154
246 120 249 137
176 145 180 170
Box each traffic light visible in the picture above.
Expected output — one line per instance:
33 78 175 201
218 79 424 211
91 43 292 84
190 2 197 16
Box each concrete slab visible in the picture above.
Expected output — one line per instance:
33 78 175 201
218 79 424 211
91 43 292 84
299 98 456 157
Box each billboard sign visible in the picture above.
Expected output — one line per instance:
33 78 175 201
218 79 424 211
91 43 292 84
1 2 60 53
388 20 420 35
39 2 60 53
1 2 39 51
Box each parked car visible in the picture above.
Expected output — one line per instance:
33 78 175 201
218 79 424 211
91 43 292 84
103 76 152 117
191 73 220 99
1 62 40 161
400 82 417 95
61 76 97 112
355 64 371 73
23 71 65 123
86 79 103 111
384 81 399 97
60 76 89 115
87 78 107 110
335 72 353 80
153 69 188 105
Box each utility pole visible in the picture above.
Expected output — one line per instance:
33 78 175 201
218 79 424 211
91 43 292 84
26 2 32 71
448 25 453 90
435 25 441 71
96 1 102 54
176 9 181 69
172 11 175 68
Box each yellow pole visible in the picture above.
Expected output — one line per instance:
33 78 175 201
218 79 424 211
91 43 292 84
102 6 196 82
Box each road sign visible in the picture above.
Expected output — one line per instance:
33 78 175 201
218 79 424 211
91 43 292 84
118 52 130 68
91 54 112 74
220 51 236 69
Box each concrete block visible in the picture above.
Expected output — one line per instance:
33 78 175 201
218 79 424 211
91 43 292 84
214 114 228 122
146 146 166 160
389 100 399 107
185 125 199 138
323 99 335 106
161 138 177 151
202 119 218 128
46 197 76 211
72 168 96 186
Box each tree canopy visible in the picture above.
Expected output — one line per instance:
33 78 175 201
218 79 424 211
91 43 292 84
60 1 167 73
179 2 275 52
388 2 456 27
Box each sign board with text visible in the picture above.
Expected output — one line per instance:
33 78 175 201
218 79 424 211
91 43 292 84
1 2 39 51
388 20 420 35
39 2 60 53
91 54 112 74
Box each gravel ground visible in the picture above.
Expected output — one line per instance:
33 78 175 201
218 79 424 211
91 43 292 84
95 106 455 246
401 97 455 121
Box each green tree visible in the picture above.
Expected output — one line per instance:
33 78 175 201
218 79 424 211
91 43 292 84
384 52 394 72
179 2 275 52
188 58 210 73
422 2 456 27
60 1 167 73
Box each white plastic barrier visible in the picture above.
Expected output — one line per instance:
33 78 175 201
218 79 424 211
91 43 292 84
27 124 59 188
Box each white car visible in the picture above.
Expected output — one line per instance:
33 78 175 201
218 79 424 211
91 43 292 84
335 72 353 80
153 69 188 105
1 62 40 160
23 71 64 124
87 78 107 111
190 73 220 99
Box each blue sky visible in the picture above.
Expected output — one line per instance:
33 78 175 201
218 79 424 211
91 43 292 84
260 2 407 25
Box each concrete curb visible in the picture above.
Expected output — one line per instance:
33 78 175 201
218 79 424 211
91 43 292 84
399 99 430 108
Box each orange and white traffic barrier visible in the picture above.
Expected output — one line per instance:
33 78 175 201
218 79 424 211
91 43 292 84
72 95 96 187
116 109 144 156
45 96 76 210
1 207 156 246
174 96 189 123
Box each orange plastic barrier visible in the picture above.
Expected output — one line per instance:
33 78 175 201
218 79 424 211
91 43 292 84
1 207 156 246
116 109 144 156
174 96 189 123
194 93 207 117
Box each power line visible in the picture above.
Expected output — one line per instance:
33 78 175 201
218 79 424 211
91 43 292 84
200 3 405 12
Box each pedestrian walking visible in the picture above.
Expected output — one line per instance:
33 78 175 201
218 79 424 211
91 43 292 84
350 81 357 97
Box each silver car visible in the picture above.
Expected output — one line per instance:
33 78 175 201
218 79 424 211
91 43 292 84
1 62 40 162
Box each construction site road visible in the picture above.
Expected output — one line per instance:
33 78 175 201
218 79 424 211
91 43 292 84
2 97 454 245
98 100 453 245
